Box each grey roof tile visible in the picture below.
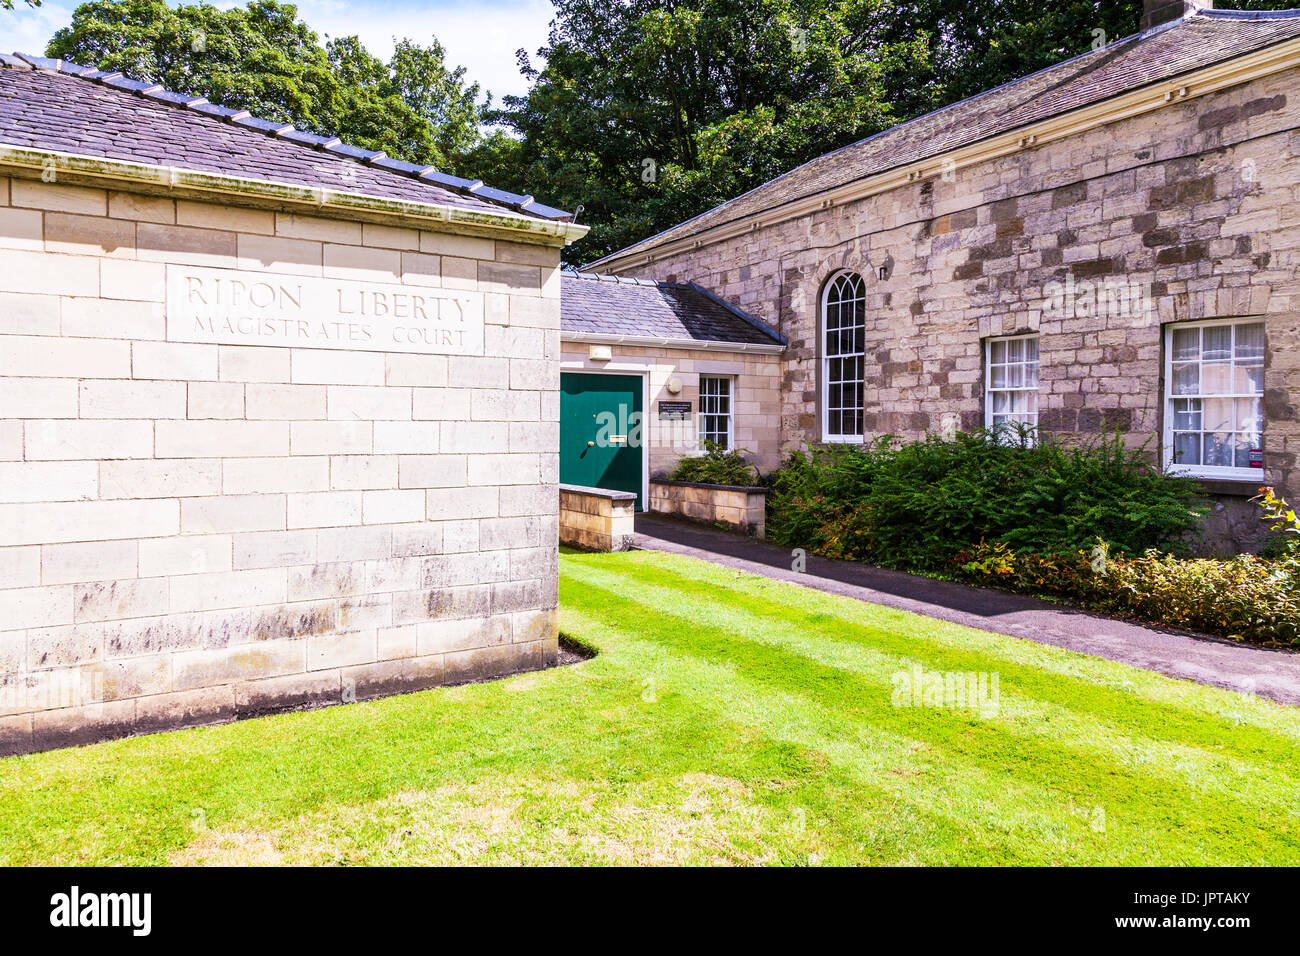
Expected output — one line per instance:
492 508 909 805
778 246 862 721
561 271 785 347
598 10 1300 263
0 56 576 222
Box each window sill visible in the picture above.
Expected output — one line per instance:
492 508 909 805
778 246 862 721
1196 477 1269 498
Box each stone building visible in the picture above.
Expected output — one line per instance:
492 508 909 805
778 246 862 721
558 271 785 508
0 54 583 754
589 1 1300 551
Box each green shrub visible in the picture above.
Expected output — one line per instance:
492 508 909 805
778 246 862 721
955 540 1300 646
666 441 760 486
767 428 1204 570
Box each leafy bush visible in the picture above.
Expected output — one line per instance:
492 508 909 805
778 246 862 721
666 442 759 486
1110 552 1300 645
1254 487 1300 587
767 428 1204 570
957 540 1300 646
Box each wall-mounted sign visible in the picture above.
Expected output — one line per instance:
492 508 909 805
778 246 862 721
165 265 484 356
658 401 692 420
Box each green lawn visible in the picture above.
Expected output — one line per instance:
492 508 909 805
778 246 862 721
2 548 1298 865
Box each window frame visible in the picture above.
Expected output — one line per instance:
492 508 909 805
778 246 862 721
983 333 1041 436
820 270 867 444
1162 317 1266 481
697 374 734 451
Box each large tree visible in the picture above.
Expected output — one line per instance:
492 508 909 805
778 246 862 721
45 0 486 172
483 0 1299 263
480 0 937 262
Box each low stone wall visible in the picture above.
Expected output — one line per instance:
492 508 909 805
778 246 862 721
649 479 767 536
559 484 637 552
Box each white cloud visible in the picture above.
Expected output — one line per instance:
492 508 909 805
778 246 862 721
296 0 552 100
0 0 552 100
0 1 78 57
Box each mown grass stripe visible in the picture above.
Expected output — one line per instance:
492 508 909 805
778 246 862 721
562 560 1300 812
560 572 1298 863
569 552 1300 755
556 603 1104 865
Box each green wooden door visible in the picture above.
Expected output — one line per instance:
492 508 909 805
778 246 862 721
560 372 644 510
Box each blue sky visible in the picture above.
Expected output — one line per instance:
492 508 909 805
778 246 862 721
0 0 554 100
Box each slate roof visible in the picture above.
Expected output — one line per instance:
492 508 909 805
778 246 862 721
0 53 573 222
593 8 1300 265
560 271 785 347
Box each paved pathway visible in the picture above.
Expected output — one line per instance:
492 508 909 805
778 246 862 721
633 513 1300 705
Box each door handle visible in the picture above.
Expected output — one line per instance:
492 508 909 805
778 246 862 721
587 441 595 447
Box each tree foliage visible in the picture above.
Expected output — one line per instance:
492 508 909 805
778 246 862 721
483 0 1299 263
45 0 485 172
35 0 1300 260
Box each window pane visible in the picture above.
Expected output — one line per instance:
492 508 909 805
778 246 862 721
1172 398 1201 431
1173 432 1200 466
1234 398 1262 435
1234 363 1264 394
1235 323 1265 360
1005 338 1023 364
1203 326 1232 361
1172 362 1199 396
1201 362 1232 395
1172 327 1200 361
1203 397 1233 432
1203 433 1234 468
990 340 1006 364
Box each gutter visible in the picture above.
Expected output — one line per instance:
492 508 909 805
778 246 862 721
560 330 785 354
0 144 591 245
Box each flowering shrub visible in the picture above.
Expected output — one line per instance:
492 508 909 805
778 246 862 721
1254 487 1300 589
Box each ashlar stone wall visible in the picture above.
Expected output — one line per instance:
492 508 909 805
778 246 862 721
0 174 563 754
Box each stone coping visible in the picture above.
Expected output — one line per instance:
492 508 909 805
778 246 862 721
559 483 638 501
651 478 768 494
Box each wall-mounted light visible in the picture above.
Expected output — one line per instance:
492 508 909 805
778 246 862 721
666 376 682 395
878 253 894 281
589 344 612 361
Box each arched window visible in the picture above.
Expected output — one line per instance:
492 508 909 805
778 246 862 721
821 271 866 442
